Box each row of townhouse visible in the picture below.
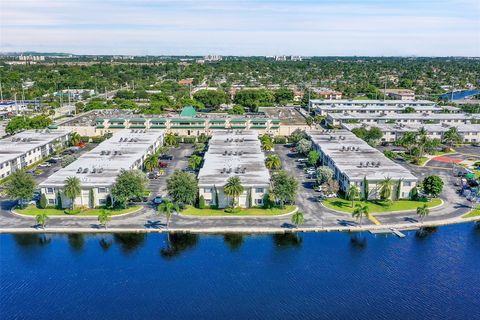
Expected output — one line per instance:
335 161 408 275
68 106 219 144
39 130 164 209
0 129 71 179
197 130 270 209
307 130 418 200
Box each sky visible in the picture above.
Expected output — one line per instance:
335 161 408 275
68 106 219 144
1 0 479 56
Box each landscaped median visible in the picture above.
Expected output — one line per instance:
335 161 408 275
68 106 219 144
463 208 480 219
180 205 297 217
14 205 142 217
322 198 442 214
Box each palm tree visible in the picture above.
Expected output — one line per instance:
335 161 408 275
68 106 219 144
347 185 360 208
352 203 369 227
35 212 49 229
224 176 244 207
416 204 430 223
306 117 314 128
69 132 81 146
63 176 81 210
261 138 274 151
378 177 393 201
265 154 281 170
97 209 112 229
188 155 203 171
442 127 462 147
144 154 158 172
164 133 176 146
158 199 180 229
291 211 305 228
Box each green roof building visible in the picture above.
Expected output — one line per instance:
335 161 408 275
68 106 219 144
179 106 197 117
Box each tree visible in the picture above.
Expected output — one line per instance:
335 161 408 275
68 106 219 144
274 88 294 105
261 136 274 151
410 186 419 200
193 89 228 109
39 194 47 209
442 127 462 146
5 170 36 208
158 199 180 229
296 138 312 155
271 170 299 208
223 176 244 207
56 192 63 209
97 209 111 229
291 211 305 228
265 154 281 170
316 166 333 185
63 176 81 210
363 177 369 201
144 154 158 172
164 133 177 146
166 170 198 205
234 89 274 112
188 155 203 171
378 177 393 201
228 105 245 115
69 132 81 146
403 106 415 113
89 188 95 208
198 195 206 209
416 204 430 223
306 117 314 128
289 129 307 144
422 175 444 197
213 185 219 208
325 179 339 195
352 204 369 227
61 155 76 167
307 150 320 166
35 212 49 229
111 170 149 208
347 185 360 208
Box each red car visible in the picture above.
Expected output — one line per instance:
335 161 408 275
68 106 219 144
158 161 168 168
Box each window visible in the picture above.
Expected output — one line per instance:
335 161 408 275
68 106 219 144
255 188 264 193
98 187 107 193
48 199 55 205
204 188 212 193
404 181 411 187
99 199 106 205
255 199 263 205
46 188 54 194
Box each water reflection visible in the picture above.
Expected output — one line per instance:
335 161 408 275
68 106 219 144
272 233 303 249
13 234 52 247
223 233 244 251
68 234 85 253
99 237 113 251
350 233 368 250
113 233 146 254
415 227 438 239
160 233 199 259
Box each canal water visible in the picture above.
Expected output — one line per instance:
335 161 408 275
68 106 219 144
1 224 479 320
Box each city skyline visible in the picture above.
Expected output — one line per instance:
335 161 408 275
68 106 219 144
1 0 479 57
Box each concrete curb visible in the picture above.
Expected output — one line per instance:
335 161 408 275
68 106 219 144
319 199 445 216
10 205 145 219
177 206 298 219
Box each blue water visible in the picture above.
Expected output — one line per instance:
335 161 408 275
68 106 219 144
1 224 480 320
440 89 480 100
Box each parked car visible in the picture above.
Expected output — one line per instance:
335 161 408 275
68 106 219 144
38 163 51 167
153 196 163 204
296 158 308 162
159 162 168 168
46 158 58 164
159 154 173 160
148 172 160 179
18 199 36 206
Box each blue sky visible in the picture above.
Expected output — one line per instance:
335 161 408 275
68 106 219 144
1 0 479 56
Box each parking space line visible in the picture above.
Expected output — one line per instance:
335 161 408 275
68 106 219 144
367 213 382 225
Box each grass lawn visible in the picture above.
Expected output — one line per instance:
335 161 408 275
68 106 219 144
181 205 297 216
463 208 480 218
322 198 442 214
15 205 142 216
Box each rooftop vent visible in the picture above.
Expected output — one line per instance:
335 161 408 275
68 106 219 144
83 168 89 173
77 167 82 173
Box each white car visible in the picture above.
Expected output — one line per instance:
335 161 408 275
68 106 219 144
38 163 51 167
296 158 308 162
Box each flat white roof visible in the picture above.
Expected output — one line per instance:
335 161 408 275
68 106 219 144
198 130 270 187
328 113 478 120
310 99 435 105
0 129 71 165
308 130 417 182
343 123 480 133
40 129 164 188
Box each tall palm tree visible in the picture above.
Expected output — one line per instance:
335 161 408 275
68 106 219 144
261 138 274 151
442 127 462 147
265 154 281 170
97 209 112 229
69 132 81 146
35 212 49 229
417 127 429 157
158 199 180 229
63 176 81 210
347 185 360 208
378 177 393 201
416 204 430 223
352 204 369 227
224 176 244 207
291 211 305 228
144 154 158 172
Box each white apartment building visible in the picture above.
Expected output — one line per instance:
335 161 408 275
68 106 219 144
198 130 270 208
0 129 71 179
308 130 418 200
39 129 164 208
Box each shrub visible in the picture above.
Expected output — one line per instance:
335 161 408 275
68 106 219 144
64 208 82 215
80 136 90 143
56 192 63 209
105 194 112 208
274 136 287 144
224 207 241 213
39 194 47 209
198 195 205 209
182 136 196 144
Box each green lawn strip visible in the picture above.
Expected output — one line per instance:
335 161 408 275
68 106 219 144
322 198 442 214
463 208 480 219
181 205 296 216
15 205 141 216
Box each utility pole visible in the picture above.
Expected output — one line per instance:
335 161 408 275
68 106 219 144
384 81 387 101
